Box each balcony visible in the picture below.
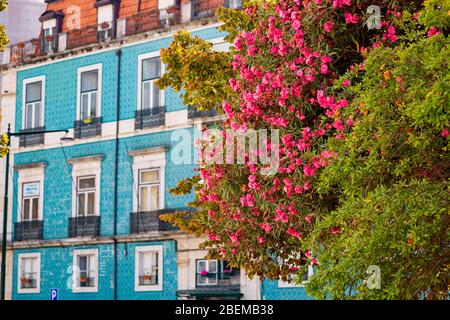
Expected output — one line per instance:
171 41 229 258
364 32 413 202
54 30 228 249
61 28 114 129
66 21 116 50
3 1 242 67
188 106 218 119
74 117 102 139
18 127 45 147
68 216 101 238
130 208 193 234
14 221 43 242
135 107 165 130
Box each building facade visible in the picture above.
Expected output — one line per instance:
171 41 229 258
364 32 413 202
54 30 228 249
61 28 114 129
1 0 312 300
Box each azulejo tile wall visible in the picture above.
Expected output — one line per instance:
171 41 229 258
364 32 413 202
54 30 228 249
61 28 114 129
13 241 177 300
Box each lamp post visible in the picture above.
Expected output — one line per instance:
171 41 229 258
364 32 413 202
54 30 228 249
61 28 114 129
0 124 69 300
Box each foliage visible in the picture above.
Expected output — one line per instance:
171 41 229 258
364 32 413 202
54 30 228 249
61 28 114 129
160 0 425 281
0 0 8 158
307 20 450 299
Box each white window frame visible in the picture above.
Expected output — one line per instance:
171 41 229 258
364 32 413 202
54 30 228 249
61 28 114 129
72 249 99 293
131 149 165 213
138 168 161 212
17 252 41 294
134 245 164 291
137 52 165 111
278 265 314 288
17 166 45 223
196 259 219 286
76 64 102 121
76 176 97 217
21 181 41 222
68 156 102 218
22 76 45 130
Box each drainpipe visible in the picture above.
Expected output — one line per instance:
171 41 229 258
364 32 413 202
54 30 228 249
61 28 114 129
113 48 122 300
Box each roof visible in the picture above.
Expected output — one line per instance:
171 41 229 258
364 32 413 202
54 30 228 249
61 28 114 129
44 0 176 32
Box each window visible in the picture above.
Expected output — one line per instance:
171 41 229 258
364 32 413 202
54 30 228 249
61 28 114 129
77 65 102 122
43 26 57 53
18 253 41 294
76 176 96 216
135 245 163 291
278 265 314 288
73 249 98 293
22 182 40 221
138 169 160 212
141 57 162 110
130 148 166 213
97 4 114 41
196 260 218 286
24 82 42 129
69 155 102 218
80 70 98 120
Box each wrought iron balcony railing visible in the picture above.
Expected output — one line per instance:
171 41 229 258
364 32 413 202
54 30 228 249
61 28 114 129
188 106 218 119
130 208 193 234
68 216 101 238
74 117 102 139
14 220 44 242
18 127 45 147
135 107 165 130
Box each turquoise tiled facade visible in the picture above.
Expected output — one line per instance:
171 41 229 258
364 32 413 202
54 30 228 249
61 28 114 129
261 280 313 300
11 25 311 300
12 241 177 300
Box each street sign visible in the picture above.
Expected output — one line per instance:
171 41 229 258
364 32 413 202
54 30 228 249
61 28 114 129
50 288 58 300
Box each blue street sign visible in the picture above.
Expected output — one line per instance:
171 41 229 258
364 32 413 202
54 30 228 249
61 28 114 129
50 289 58 300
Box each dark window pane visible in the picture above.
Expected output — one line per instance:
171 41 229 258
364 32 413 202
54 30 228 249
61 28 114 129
142 58 161 81
81 70 98 92
26 81 42 103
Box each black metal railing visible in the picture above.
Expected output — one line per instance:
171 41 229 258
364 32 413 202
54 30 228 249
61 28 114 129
14 221 43 241
74 117 102 139
18 127 45 147
130 208 193 234
188 106 218 119
135 107 165 130
68 216 101 238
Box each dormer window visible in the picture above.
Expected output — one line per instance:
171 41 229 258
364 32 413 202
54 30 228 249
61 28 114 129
39 10 64 54
95 0 121 42
97 4 114 41
42 19 57 53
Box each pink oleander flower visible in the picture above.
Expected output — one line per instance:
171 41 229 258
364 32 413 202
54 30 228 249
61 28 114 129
287 227 302 240
344 12 359 24
323 20 335 33
342 79 351 87
427 26 439 37
260 223 272 233
441 128 449 138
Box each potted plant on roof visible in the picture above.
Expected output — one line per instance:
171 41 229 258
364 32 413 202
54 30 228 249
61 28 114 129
100 21 110 30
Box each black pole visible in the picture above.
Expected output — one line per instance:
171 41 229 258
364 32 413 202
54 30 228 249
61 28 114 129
113 49 122 300
1 124 11 300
